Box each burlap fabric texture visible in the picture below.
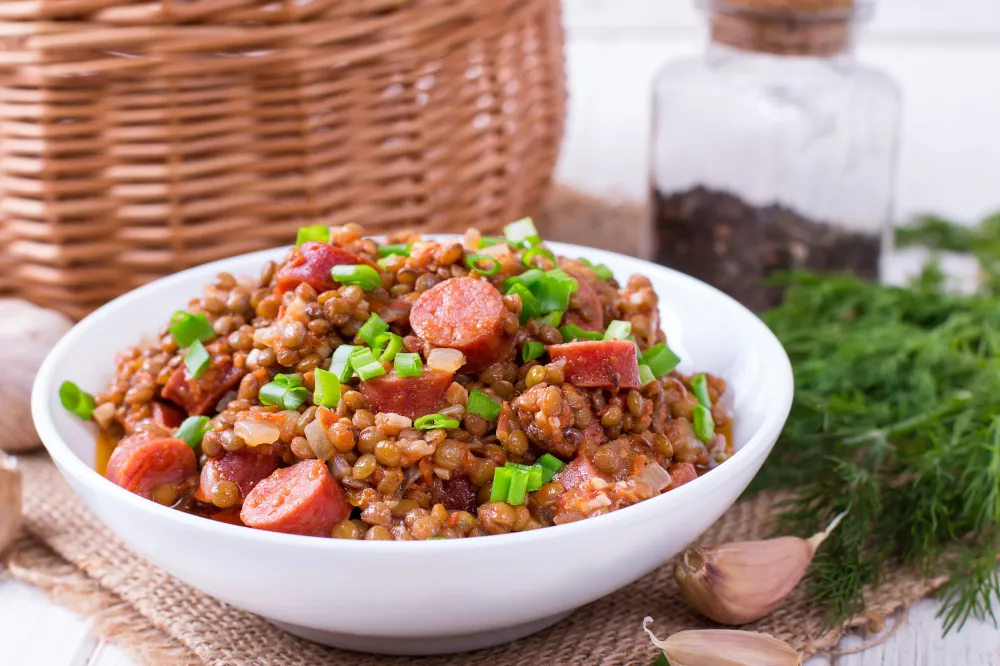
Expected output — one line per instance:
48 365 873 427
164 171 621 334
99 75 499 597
2 188 952 664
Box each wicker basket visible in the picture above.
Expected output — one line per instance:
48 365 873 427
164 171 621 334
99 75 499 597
0 0 566 318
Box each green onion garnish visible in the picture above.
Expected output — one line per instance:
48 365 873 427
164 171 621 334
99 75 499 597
506 283 540 323
464 253 501 276
59 381 95 420
184 339 211 379
490 467 513 502
377 243 412 257
330 344 357 383
522 246 556 269
693 403 715 443
559 324 603 342
504 217 542 248
175 416 211 449
642 343 681 378
579 257 613 281
331 264 382 291
478 236 506 248
537 453 566 483
502 268 545 292
466 389 501 421
534 270 578 313
691 373 712 408
603 320 632 341
357 313 389 348
169 311 215 348
394 352 424 378
259 373 308 410
375 332 403 362
538 310 563 328
350 347 387 381
376 256 395 270
413 413 460 430
296 224 330 247
522 340 545 363
638 364 656 387
313 367 341 407
504 462 544 491
507 469 530 505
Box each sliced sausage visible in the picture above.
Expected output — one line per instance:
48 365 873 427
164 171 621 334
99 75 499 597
409 277 514 372
105 434 197 500
197 448 282 504
555 453 610 490
559 259 605 331
240 460 351 537
151 401 186 430
667 462 698 490
275 242 376 294
546 340 642 390
161 358 243 416
360 369 454 420
432 474 477 512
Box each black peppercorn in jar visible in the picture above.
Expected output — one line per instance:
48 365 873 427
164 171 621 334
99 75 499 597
647 0 900 310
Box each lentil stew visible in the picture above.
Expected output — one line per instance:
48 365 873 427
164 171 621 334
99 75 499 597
65 222 734 540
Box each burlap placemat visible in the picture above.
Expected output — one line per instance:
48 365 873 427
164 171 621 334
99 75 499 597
1 188 951 664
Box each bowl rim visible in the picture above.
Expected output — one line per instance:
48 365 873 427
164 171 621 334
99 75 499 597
31 238 793 553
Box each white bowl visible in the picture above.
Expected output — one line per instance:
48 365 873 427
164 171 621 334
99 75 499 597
31 240 793 656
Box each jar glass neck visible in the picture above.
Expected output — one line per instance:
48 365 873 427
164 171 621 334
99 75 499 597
707 9 857 57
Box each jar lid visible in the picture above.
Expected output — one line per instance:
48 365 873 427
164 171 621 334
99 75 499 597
709 0 859 16
706 0 869 55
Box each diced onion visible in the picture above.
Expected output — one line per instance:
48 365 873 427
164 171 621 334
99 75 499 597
253 325 279 345
433 467 452 480
286 297 309 322
642 463 673 492
234 420 281 446
304 419 334 461
579 494 612 514
481 241 512 258
427 348 466 373
91 402 116 429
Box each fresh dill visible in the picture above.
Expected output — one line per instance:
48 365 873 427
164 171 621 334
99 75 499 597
750 210 1000 633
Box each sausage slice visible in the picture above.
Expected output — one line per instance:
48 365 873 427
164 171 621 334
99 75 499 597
563 277 604 331
360 369 454 420
409 277 514 372
275 242 376 294
546 340 642 390
667 462 698 490
240 460 351 537
105 434 197 500
555 454 610 490
197 448 282 505
161 358 243 416
151 401 186 429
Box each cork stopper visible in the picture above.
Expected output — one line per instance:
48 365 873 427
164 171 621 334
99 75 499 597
708 0 859 56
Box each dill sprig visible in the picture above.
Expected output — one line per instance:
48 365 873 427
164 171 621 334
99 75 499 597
751 211 1000 632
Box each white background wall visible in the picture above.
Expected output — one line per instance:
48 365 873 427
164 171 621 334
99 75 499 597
556 0 1000 223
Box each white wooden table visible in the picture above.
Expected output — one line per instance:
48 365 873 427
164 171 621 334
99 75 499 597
2 565 998 665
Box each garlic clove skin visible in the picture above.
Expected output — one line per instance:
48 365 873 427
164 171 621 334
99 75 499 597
0 452 23 552
675 512 844 625
643 618 801 666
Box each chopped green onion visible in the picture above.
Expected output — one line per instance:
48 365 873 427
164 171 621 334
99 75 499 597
502 268 545 292
478 236 506 248
59 381 95 420
464 253 501 276
643 343 682 378
413 413 461 430
466 389 501 421
504 462 544 492
537 453 566 483
184 340 210 379
357 313 389 348
522 246 556 269
376 256 395 270
504 217 542 248
331 264 381 291
579 257 614 281
693 404 715 443
506 282 540 323
259 373 308 410
507 469 530 505
296 225 330 247
534 271 578 312
638 364 656 387
522 340 545 363
537 310 563 328
559 324 603 342
169 311 214 348
603 320 632 341
394 352 424 378
375 332 403 362
330 345 357 383
377 243 411 257
490 467 513 502
691 373 712 408
313 368 341 407
351 347 387 381
175 416 211 449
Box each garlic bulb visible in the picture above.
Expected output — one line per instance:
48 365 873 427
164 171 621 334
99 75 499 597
675 512 845 625
0 300 73 452
1 452 22 552
643 618 800 666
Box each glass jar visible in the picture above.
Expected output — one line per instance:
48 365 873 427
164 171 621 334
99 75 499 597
648 0 901 310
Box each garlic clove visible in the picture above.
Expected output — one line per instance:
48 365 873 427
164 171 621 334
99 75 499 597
643 617 801 666
0 452 23 552
675 512 845 625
